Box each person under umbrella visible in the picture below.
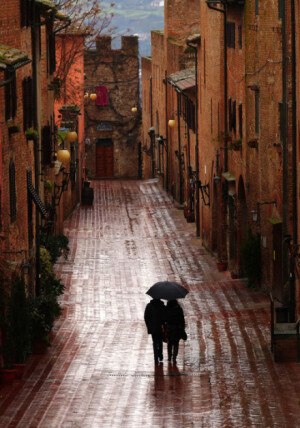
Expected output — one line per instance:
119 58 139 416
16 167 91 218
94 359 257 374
165 299 185 364
144 298 166 365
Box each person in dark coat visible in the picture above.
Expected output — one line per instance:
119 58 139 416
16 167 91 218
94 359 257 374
165 299 185 363
144 298 166 364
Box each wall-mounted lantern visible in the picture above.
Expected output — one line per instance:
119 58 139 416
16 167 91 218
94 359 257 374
21 259 30 275
131 106 137 113
90 93 97 101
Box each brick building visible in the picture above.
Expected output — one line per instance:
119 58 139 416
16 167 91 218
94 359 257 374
84 36 141 179
0 1 84 289
54 31 85 230
141 0 299 318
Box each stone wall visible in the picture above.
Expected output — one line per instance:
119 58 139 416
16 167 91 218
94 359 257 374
84 36 141 179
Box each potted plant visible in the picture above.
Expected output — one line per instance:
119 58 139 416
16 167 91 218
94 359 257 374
0 279 17 383
25 128 39 141
247 138 258 148
9 276 31 379
216 259 228 272
30 246 65 353
8 123 20 135
273 142 282 153
240 228 261 287
230 139 242 151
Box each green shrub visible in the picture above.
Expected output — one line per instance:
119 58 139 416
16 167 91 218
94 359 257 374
240 228 261 287
40 233 70 264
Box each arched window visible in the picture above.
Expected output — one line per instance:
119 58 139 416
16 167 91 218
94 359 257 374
9 159 16 222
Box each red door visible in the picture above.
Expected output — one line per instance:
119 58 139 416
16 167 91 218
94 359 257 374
96 139 114 177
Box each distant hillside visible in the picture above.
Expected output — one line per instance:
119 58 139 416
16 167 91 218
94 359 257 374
102 1 164 57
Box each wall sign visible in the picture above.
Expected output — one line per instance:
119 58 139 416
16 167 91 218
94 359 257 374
97 121 113 132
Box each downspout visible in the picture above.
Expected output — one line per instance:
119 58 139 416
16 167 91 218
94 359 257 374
177 92 183 204
281 0 289 304
31 0 40 295
206 1 228 168
150 76 155 178
186 38 200 237
164 71 169 191
290 0 296 321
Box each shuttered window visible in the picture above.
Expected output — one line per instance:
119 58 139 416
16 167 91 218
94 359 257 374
20 0 31 27
22 76 34 131
238 24 242 49
48 33 56 75
0 186 2 233
228 98 232 131
232 99 236 134
255 91 260 134
42 125 52 165
5 70 17 121
182 97 195 133
239 103 243 138
226 22 235 49
9 160 17 223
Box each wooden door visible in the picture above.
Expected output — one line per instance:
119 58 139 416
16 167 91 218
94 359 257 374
96 139 114 177
273 222 283 300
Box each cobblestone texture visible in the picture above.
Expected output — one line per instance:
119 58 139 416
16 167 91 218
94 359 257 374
0 179 299 427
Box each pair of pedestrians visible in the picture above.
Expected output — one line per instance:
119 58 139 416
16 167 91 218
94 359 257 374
144 298 185 365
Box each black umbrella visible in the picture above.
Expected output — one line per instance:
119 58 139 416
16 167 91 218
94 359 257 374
146 281 189 300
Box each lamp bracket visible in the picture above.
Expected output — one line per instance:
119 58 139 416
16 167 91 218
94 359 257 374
197 180 210 206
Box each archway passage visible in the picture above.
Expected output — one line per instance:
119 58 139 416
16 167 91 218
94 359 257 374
96 139 114 178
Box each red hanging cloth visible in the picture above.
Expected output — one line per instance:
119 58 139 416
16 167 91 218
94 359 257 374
95 86 108 106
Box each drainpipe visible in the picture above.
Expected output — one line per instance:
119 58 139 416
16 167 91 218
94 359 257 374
164 70 169 191
281 0 289 305
290 0 296 321
206 1 228 169
186 38 200 237
177 92 183 204
31 0 41 296
206 1 228 260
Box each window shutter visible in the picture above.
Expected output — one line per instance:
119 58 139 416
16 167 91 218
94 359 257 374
9 160 16 223
239 103 243 138
49 33 56 75
232 100 236 134
5 70 11 121
228 98 232 131
238 24 242 49
42 125 52 165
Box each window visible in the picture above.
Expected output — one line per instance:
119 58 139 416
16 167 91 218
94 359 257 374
182 97 195 133
228 98 232 131
5 70 17 121
42 125 52 166
9 160 16 223
278 0 283 19
0 186 2 233
22 77 33 131
204 39 206 85
255 0 259 15
238 24 242 49
255 91 260 134
239 103 243 138
232 100 236 134
48 31 56 75
20 0 30 27
226 22 235 49
279 102 283 142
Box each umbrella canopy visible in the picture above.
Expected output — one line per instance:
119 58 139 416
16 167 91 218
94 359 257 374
146 281 189 300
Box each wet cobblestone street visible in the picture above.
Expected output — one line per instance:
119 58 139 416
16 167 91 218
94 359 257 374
0 179 299 427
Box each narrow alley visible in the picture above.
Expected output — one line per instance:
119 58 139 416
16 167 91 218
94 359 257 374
0 179 299 427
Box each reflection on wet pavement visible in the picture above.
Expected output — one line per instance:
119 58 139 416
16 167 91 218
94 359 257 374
0 180 299 427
